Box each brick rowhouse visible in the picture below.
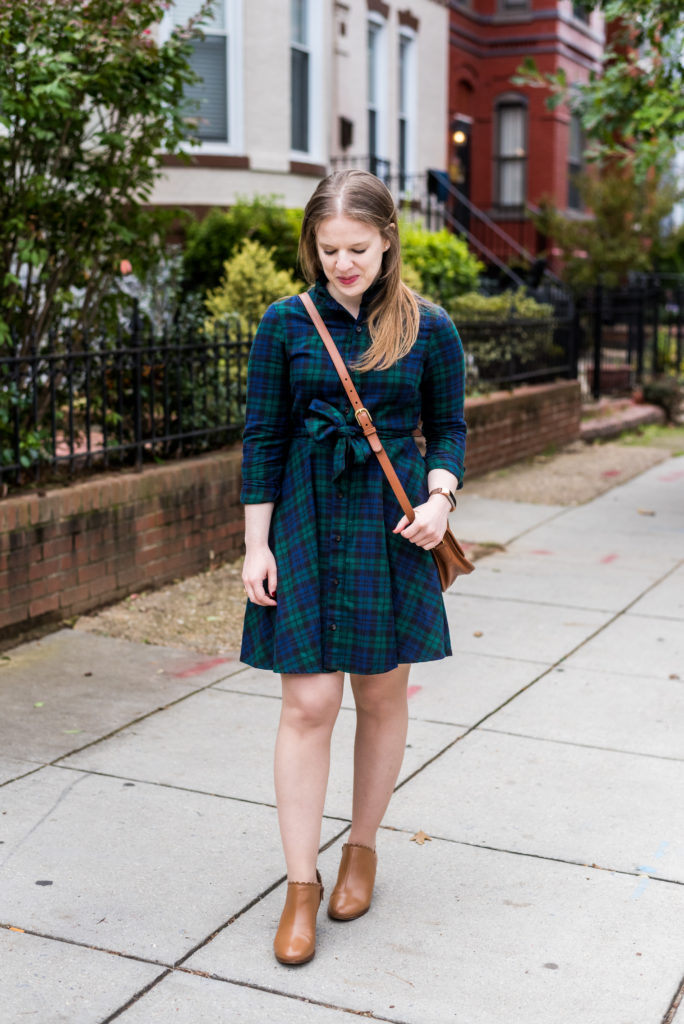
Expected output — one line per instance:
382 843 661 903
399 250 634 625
448 0 605 265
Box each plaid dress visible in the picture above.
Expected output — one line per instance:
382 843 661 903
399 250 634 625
240 280 466 675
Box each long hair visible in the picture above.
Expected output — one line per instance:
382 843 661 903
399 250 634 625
298 169 421 371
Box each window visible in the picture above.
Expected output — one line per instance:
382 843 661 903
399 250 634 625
567 113 584 210
290 0 322 157
398 32 415 190
500 0 530 10
174 0 229 142
291 0 309 152
166 0 241 149
495 99 527 208
572 3 590 23
367 16 388 179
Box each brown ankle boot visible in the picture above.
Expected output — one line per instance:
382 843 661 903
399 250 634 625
328 843 377 921
273 870 324 965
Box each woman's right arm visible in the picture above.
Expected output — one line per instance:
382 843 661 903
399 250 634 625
240 302 291 607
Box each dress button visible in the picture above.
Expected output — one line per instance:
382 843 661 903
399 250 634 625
336 491 344 499
329 623 337 631
356 326 362 333
332 577 340 586
333 534 341 542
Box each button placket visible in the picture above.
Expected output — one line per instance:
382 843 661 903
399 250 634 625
327 475 348 657
325 319 365 662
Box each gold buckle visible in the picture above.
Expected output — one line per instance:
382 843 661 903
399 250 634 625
354 407 373 424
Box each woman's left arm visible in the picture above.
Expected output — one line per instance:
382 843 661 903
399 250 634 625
394 309 466 550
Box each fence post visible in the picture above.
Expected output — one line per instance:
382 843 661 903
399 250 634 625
10 328 20 486
592 280 602 400
66 327 75 472
678 281 684 374
425 170 433 231
132 300 143 469
569 299 580 380
651 276 661 375
635 283 645 383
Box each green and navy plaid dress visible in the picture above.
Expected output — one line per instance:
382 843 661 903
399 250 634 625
240 279 466 675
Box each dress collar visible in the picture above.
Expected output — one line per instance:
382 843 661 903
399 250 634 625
310 276 382 321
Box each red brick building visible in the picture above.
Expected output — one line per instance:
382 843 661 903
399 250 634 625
448 0 605 265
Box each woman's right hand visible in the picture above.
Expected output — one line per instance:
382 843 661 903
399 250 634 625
243 545 278 606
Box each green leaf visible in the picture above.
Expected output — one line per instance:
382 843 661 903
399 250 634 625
98 132 127 150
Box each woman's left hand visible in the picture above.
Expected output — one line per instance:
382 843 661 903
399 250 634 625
393 495 450 550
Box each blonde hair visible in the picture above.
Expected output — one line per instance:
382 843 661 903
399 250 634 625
298 169 421 371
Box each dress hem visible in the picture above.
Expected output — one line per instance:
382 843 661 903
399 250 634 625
239 649 453 676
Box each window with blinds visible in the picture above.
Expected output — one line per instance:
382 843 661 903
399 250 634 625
568 113 584 210
495 100 527 208
367 17 387 178
398 32 414 191
174 0 230 143
291 0 310 153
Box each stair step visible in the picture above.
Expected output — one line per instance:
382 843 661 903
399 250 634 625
581 403 665 442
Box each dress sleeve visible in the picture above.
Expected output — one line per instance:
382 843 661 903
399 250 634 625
420 307 467 488
240 301 292 504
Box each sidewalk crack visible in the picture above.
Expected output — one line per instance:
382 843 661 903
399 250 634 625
0 772 88 872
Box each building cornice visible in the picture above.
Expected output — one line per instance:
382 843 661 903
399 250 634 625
450 24 603 72
448 2 604 46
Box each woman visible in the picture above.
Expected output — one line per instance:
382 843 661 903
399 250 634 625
240 170 466 965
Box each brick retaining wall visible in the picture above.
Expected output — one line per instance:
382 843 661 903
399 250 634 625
465 380 581 478
0 380 580 640
0 450 244 640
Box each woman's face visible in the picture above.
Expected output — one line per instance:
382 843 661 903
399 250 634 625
315 215 390 312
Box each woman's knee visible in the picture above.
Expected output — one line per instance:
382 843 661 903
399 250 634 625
280 672 343 732
351 664 410 717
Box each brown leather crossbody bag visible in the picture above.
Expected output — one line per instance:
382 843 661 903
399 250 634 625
299 292 474 591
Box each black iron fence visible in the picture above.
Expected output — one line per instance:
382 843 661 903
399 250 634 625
1 303 579 492
0 307 252 489
459 313 578 390
578 275 684 399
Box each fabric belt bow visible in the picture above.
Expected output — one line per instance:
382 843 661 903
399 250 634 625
304 399 370 481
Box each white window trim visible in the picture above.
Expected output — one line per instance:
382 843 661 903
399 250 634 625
290 0 324 164
161 0 243 155
367 11 388 168
398 27 417 187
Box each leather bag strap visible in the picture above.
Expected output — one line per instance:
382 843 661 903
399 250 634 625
299 291 416 524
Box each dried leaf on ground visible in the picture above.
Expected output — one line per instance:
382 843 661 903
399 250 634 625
411 830 432 845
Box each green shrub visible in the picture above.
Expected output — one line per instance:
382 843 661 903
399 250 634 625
642 376 684 422
449 289 559 382
399 261 425 295
182 198 303 296
205 239 302 333
399 223 482 305
447 289 553 322
0 382 51 470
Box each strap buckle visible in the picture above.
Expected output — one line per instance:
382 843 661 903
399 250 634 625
354 407 373 425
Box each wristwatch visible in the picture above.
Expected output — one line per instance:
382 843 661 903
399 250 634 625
429 487 457 510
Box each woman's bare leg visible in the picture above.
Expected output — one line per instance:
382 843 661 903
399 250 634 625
275 671 344 881
347 663 411 848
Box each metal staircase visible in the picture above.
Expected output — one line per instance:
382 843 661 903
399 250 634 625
424 171 564 294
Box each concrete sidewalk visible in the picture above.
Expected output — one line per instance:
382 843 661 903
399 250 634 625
1 457 683 1024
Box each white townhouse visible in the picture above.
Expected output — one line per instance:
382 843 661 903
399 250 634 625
153 0 450 211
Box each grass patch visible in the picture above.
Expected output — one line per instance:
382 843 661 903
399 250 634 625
616 422 684 454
